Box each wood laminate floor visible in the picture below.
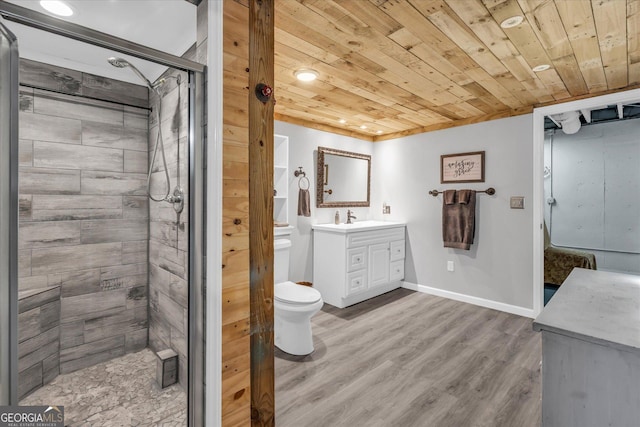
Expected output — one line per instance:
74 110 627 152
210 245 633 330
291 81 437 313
275 289 541 427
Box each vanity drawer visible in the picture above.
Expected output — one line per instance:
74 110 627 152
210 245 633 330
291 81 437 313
347 247 367 272
389 260 405 282
346 270 367 296
347 227 405 248
390 240 405 262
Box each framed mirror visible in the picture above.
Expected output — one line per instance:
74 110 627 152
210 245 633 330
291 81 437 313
316 146 371 207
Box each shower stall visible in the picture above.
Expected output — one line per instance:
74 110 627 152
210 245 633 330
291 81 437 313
0 2 205 425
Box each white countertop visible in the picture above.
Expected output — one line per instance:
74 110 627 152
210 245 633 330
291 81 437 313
533 268 640 353
312 220 406 233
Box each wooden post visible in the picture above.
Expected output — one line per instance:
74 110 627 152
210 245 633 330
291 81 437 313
249 0 275 425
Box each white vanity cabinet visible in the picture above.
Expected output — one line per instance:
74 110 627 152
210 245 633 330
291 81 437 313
312 222 406 308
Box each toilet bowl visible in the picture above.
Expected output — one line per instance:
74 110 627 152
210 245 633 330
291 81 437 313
274 239 323 355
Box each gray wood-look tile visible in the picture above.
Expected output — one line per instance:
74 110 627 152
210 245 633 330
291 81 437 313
123 196 148 219
18 307 41 343
18 326 59 371
80 219 147 244
20 167 81 195
19 112 81 144
18 363 42 401
31 195 123 221
49 269 101 298
125 329 148 353
59 335 125 374
33 90 124 125
81 120 148 152
149 313 172 353
19 221 81 249
60 321 84 350
157 293 186 332
83 309 147 344
33 141 124 172
124 106 149 130
42 353 59 385
19 195 32 221
60 288 126 323
122 240 147 265
19 59 82 94
81 171 147 196
19 139 33 166
18 250 31 278
19 91 34 113
81 73 148 109
275 289 542 427
18 286 60 313
31 242 122 275
18 275 48 292
124 150 148 173
127 285 148 310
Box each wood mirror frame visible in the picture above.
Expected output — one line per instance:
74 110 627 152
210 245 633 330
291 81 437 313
316 146 371 208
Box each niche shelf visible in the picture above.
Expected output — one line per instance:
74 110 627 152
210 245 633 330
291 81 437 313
274 134 293 236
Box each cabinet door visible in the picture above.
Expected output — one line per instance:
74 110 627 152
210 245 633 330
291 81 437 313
368 243 390 288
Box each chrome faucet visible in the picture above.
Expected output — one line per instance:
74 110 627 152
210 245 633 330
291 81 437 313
346 209 357 224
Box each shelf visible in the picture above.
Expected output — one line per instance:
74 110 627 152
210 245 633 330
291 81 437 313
274 196 287 200
275 165 287 170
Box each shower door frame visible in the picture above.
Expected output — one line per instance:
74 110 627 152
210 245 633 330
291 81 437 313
0 2 208 424
0 16 19 406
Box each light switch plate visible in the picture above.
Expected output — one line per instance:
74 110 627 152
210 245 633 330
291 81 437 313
510 196 525 209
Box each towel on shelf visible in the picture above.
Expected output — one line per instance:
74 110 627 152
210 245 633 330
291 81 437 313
297 188 311 217
442 189 476 250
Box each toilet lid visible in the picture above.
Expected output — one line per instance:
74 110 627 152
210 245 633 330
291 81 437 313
275 281 322 304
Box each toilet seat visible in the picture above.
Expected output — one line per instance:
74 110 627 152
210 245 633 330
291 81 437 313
275 281 321 304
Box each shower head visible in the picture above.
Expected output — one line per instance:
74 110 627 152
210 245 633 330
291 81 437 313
107 56 156 91
107 57 129 68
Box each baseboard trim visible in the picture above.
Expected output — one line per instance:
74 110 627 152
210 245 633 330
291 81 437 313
402 282 536 318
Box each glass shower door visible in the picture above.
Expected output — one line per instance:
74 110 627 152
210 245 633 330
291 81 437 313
0 17 19 405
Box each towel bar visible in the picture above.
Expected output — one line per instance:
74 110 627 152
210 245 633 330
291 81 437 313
428 187 495 197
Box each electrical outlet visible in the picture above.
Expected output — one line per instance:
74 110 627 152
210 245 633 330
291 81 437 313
447 261 454 272
510 196 525 209
383 205 391 214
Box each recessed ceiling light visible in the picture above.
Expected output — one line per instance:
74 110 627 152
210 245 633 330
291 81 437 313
40 0 74 17
294 69 318 82
532 64 551 72
360 125 367 130
500 15 523 29
376 130 383 134
338 119 346 124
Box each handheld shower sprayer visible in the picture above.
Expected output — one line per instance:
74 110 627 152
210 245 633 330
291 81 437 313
107 56 184 213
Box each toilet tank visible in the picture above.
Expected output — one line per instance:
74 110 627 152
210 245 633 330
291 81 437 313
274 239 292 284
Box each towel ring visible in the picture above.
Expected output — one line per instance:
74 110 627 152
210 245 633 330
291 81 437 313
298 176 310 190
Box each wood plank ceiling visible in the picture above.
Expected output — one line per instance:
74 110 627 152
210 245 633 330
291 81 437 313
274 0 640 141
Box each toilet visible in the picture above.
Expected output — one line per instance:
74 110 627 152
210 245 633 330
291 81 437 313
274 239 323 355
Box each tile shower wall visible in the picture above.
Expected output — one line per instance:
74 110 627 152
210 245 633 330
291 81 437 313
17 59 150 393
147 68 189 390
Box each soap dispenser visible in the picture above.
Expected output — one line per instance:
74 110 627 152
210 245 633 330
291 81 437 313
334 210 340 224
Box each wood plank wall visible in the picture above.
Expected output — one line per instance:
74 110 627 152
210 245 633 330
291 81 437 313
222 0 253 425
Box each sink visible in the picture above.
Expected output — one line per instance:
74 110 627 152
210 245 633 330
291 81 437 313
312 220 405 233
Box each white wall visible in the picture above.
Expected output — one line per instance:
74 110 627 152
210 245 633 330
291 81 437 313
372 115 535 310
274 121 373 282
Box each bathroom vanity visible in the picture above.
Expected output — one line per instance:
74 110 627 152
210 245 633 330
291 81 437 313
312 221 406 308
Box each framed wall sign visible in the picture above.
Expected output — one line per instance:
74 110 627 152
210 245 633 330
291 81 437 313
440 151 485 183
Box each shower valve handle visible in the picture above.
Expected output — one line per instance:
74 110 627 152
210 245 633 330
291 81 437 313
255 83 273 103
